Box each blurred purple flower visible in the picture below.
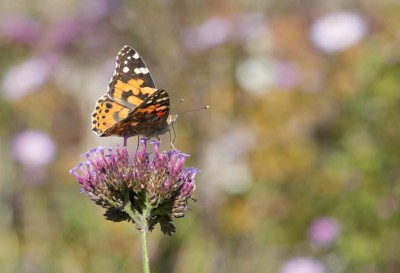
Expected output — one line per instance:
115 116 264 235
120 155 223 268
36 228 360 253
2 54 59 101
51 0 115 52
70 139 198 235
182 14 272 52
275 62 299 89
234 13 268 40
308 217 341 247
0 15 42 45
280 257 326 273
182 17 232 51
51 18 83 50
11 130 57 168
310 11 367 53
234 13 272 52
82 0 116 22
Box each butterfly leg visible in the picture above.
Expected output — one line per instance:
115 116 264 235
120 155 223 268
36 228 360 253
136 135 140 151
123 137 129 147
168 124 177 150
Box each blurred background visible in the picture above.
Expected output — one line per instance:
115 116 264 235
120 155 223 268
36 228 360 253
1 0 400 272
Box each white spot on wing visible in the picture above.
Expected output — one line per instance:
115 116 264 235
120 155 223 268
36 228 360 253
124 60 128 64
123 67 130 73
133 52 139 59
140 67 149 74
133 67 150 74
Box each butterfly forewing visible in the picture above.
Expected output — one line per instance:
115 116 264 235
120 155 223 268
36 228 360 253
108 45 157 109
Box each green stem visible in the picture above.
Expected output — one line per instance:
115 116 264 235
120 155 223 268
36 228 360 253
123 193 152 273
140 227 150 273
141 197 152 273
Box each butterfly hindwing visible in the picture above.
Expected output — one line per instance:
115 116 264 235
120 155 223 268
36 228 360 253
133 89 170 118
108 45 157 109
99 90 170 137
91 95 130 136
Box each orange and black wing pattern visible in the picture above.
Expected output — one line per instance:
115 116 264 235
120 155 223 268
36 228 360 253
108 45 157 109
91 45 171 138
100 89 170 138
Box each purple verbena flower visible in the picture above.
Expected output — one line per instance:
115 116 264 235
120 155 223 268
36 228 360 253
11 130 57 168
308 217 341 247
0 15 42 45
182 17 232 51
70 139 199 235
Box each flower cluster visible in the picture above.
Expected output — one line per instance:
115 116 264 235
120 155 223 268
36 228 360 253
70 139 198 235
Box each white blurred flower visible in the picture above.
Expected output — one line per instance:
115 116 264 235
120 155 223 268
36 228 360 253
280 257 326 273
236 58 299 94
11 131 57 168
236 58 275 94
201 126 255 195
2 55 58 101
310 11 367 53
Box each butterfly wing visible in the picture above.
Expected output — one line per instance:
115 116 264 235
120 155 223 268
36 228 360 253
108 45 157 109
92 46 171 138
91 95 130 136
100 89 170 138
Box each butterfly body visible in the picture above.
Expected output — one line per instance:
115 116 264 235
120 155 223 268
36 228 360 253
92 45 177 138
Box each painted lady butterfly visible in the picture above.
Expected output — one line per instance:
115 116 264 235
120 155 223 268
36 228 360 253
91 45 177 139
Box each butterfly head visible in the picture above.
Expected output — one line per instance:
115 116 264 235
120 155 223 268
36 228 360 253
167 114 178 126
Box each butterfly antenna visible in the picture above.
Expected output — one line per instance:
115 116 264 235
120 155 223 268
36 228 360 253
177 105 210 115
